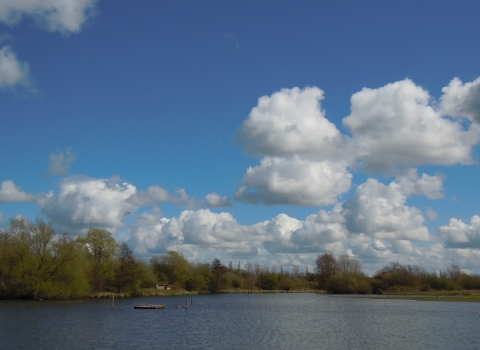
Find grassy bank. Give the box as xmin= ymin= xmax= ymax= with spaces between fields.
xmin=220 ymin=288 xmax=323 ymax=294
xmin=337 ymin=290 xmax=480 ymax=302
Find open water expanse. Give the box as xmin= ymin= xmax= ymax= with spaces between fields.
xmin=1 ymin=293 xmax=480 ymax=349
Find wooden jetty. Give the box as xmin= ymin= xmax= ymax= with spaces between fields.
xmin=134 ymin=304 xmax=166 ymax=309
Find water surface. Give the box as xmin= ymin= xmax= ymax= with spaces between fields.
xmin=1 ymin=293 xmax=479 ymax=349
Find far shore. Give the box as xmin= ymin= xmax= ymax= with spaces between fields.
xmin=89 ymin=288 xmax=324 ymax=299
xmin=86 ymin=289 xmax=480 ymax=302
xmin=332 ymin=290 xmax=480 ymax=302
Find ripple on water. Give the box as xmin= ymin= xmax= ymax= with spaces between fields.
xmin=1 ymin=295 xmax=480 ymax=349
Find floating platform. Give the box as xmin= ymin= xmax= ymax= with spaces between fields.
xmin=134 ymin=304 xmax=166 ymax=309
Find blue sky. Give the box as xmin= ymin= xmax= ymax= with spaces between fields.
xmin=1 ymin=0 xmax=480 ymax=274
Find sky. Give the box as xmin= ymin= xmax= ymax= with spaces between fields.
xmin=1 ymin=0 xmax=480 ymax=275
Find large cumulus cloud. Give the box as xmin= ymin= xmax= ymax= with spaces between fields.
xmin=343 ymin=79 xmax=480 ymax=172
xmin=341 ymin=178 xmax=431 ymax=241
xmin=236 ymin=78 xmax=479 ymax=206
xmin=38 ymin=176 xmax=138 ymax=233
xmin=237 ymin=86 xmax=349 ymax=161
xmin=124 ymin=175 xmax=459 ymax=274
xmin=129 ymin=208 xmax=263 ymax=260
xmin=235 ymin=157 xmax=352 ymax=206
xmin=236 ymin=87 xmax=353 ymax=206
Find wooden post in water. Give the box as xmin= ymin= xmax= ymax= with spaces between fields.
xmin=112 ymin=294 xmax=114 ymax=309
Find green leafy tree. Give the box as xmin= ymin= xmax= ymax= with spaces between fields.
xmin=0 ymin=218 xmax=89 ymax=299
xmin=150 ymin=251 xmax=191 ymax=288
xmin=258 ymin=273 xmax=279 ymax=290
xmin=78 ymin=228 xmax=117 ymax=292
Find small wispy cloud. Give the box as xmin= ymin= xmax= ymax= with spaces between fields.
xmin=224 ymin=34 xmax=239 ymax=54
xmin=205 ymin=192 xmax=234 ymax=208
xmin=0 ymin=0 xmax=99 ymax=35
xmin=427 ymin=207 xmax=439 ymax=220
xmin=0 ymin=45 xmax=35 ymax=91
xmin=46 ymin=147 xmax=76 ymax=176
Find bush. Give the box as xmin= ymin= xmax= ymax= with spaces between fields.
xmin=258 ymin=273 xmax=279 ymax=290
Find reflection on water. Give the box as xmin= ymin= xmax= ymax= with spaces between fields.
xmin=1 ymin=294 xmax=480 ymax=349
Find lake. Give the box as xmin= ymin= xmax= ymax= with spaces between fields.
xmin=1 ymin=293 xmax=480 ymax=349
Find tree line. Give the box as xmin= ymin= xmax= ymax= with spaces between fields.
xmin=2 ymin=217 xmax=479 ymax=299
xmin=314 ymin=252 xmax=480 ymax=294
xmin=0 ymin=217 xmax=316 ymax=299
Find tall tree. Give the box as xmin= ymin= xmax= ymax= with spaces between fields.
xmin=315 ymin=253 xmax=338 ymax=289
xmin=78 ymin=228 xmax=117 ymax=292
xmin=210 ymin=258 xmax=226 ymax=293
xmin=114 ymin=242 xmax=138 ymax=293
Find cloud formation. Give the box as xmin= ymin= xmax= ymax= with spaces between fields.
xmin=126 ymin=176 xmax=443 ymax=272
xmin=440 ymin=215 xmax=480 ymax=249
xmin=0 ymin=46 xmax=33 ymax=90
xmin=0 ymin=0 xmax=98 ymax=34
xmin=236 ymin=79 xmax=480 ymax=206
xmin=238 ymin=86 xmax=348 ymax=161
xmin=341 ymin=178 xmax=431 ymax=242
xmin=0 ymin=180 xmax=34 ymax=202
xmin=235 ymin=157 xmax=352 ymax=206
xmin=46 ymin=148 xmax=76 ymax=176
xmin=205 ymin=192 xmax=233 ymax=207
xmin=38 ymin=176 xmax=137 ymax=233
xmin=395 ymin=168 xmax=444 ymax=199
xmin=344 ymin=79 xmax=479 ymax=171
xmin=129 ymin=208 xmax=261 ymax=259
xmin=441 ymin=77 xmax=480 ymax=124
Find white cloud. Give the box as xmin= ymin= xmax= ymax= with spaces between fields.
xmin=395 ymin=168 xmax=444 ymax=199
xmin=341 ymin=178 xmax=431 ymax=241
xmin=1 ymin=175 xmax=211 ymax=236
xmin=258 ymin=178 xmax=431 ymax=256
xmin=235 ymin=79 xmax=480 ymax=208
xmin=440 ymin=215 xmax=480 ymax=249
xmin=237 ymin=86 xmax=349 ymax=161
xmin=235 ymin=156 xmax=352 ymax=206
xmin=46 ymin=147 xmax=76 ymax=176
xmin=205 ymin=192 xmax=233 ymax=207
xmin=0 ymin=0 xmax=98 ymax=34
xmin=38 ymin=176 xmax=138 ymax=233
xmin=128 ymin=208 xmax=263 ymax=259
xmin=441 ymin=77 xmax=480 ymax=124
xmin=127 ymin=185 xmax=172 ymax=207
xmin=0 ymin=180 xmax=34 ymax=202
xmin=343 ymin=79 xmax=480 ymax=172
xmin=0 ymin=46 xmax=33 ymax=90
xmin=278 ymin=211 xmax=348 ymax=253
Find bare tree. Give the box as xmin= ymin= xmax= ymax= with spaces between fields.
xmin=315 ymin=253 xmax=338 ymax=289
xmin=337 ymin=254 xmax=362 ymax=274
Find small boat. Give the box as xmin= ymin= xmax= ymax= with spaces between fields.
xmin=134 ymin=304 xmax=166 ymax=309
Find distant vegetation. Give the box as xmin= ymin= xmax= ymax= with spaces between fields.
xmin=315 ymin=252 xmax=480 ymax=294
xmin=1 ymin=217 xmax=480 ymax=299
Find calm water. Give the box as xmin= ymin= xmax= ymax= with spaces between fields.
xmin=1 ymin=293 xmax=480 ymax=349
